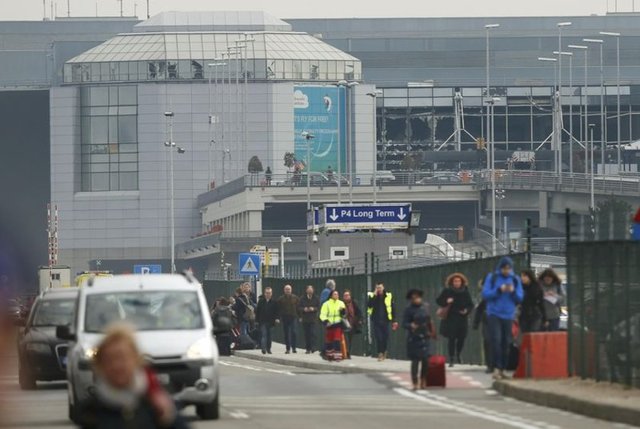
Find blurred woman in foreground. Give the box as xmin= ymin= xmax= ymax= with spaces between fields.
xmin=80 ymin=324 xmax=188 ymax=429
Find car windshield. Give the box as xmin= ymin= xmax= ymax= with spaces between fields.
xmin=32 ymin=299 xmax=76 ymax=327
xmin=84 ymin=291 xmax=204 ymax=333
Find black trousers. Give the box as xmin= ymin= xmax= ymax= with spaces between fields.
xmin=302 ymin=322 xmax=316 ymax=352
xmin=410 ymin=358 xmax=429 ymax=384
xmin=447 ymin=335 xmax=466 ymax=359
xmin=373 ymin=322 xmax=389 ymax=354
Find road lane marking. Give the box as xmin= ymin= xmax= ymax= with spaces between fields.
xmin=229 ymin=410 xmax=250 ymax=419
xmin=219 ymin=360 xmax=295 ymax=376
xmin=394 ymin=388 xmax=549 ymax=429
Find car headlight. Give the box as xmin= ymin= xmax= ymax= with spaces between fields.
xmin=25 ymin=343 xmax=51 ymax=354
xmin=84 ymin=347 xmax=97 ymax=360
xmin=186 ymin=337 xmax=212 ymax=360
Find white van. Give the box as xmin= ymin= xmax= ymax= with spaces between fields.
xmin=57 ymin=274 xmax=220 ymax=422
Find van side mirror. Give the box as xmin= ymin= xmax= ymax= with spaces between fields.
xmin=56 ymin=325 xmax=76 ymax=342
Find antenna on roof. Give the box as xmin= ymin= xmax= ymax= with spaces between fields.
xmin=147 ymin=0 xmax=150 ymax=19
xmin=67 ymin=0 xmax=70 ymax=17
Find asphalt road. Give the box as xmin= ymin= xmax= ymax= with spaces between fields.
xmin=0 ymin=356 xmax=636 ymax=429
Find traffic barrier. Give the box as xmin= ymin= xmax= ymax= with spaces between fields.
xmin=514 ymin=332 xmax=568 ymax=379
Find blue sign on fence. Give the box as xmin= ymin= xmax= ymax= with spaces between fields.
xmin=239 ymin=253 xmax=261 ymax=276
xmin=133 ymin=264 xmax=162 ymax=275
xmin=323 ymin=204 xmax=411 ymax=230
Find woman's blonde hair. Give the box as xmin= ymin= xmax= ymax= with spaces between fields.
xmin=94 ymin=323 xmax=144 ymax=368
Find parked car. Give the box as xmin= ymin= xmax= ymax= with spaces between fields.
xmin=58 ymin=273 xmax=220 ymax=423
xmin=17 ymin=288 xmax=79 ymax=389
xmin=417 ymin=173 xmax=463 ymax=184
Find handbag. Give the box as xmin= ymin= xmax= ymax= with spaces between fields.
xmin=341 ymin=318 xmax=352 ymax=332
xmin=436 ymin=304 xmax=450 ymax=320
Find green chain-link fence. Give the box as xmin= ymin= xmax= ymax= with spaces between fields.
xmin=567 ymin=241 xmax=640 ymax=388
xmin=204 ymin=253 xmax=527 ymax=365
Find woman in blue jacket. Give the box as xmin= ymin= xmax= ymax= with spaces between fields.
xmin=482 ymin=256 xmax=524 ymax=380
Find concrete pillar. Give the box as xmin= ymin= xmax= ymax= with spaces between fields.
xmin=538 ymin=191 xmax=549 ymax=228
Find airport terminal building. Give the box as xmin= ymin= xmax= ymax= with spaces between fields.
xmin=2 ymin=10 xmax=640 ymax=279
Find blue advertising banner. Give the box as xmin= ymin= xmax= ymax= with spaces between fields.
xmin=294 ymin=85 xmax=346 ymax=173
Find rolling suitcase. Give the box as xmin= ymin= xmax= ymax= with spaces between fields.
xmin=427 ymin=355 xmax=446 ymax=387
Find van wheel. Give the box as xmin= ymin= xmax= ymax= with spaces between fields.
xmin=196 ymin=394 xmax=220 ymax=420
xmin=18 ymin=366 xmax=36 ymax=390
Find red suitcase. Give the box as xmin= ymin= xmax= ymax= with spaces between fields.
xmin=427 ymin=355 xmax=446 ymax=387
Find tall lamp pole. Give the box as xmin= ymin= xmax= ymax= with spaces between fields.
xmin=584 ymin=39 xmax=604 ymax=175
xmin=569 ymin=45 xmax=589 ymax=174
xmin=164 ymin=111 xmax=186 ymax=274
xmin=589 ymin=123 xmax=596 ymax=209
xmin=207 ymin=59 xmax=226 ymax=190
xmin=485 ymin=24 xmax=500 ymax=148
xmin=539 ymin=57 xmax=559 ymax=173
xmin=366 ymin=91 xmax=381 ymax=203
xmin=302 ymin=131 xmax=315 ymax=210
xmin=338 ymin=80 xmax=360 ymax=204
xmin=280 ymin=235 xmax=292 ymax=278
xmin=557 ymin=22 xmax=572 ymax=179
xmin=486 ymin=97 xmax=500 ymax=256
xmin=555 ymin=51 xmax=574 ymax=173
xmin=600 ymin=32 xmax=622 ymax=172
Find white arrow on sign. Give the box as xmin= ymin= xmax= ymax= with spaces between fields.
xmin=398 ymin=207 xmax=407 ymax=221
xmin=329 ymin=208 xmax=339 ymax=221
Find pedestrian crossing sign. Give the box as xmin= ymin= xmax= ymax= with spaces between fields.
xmin=239 ymin=253 xmax=261 ymax=276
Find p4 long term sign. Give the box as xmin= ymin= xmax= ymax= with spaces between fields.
xmin=322 ymin=204 xmax=411 ymax=231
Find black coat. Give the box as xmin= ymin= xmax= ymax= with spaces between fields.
xmin=436 ymin=287 xmax=474 ymax=339
xmin=233 ymin=294 xmax=255 ymax=321
xmin=298 ymin=294 xmax=320 ymax=324
xmin=402 ymin=303 xmax=432 ymax=360
xmin=79 ymin=397 xmax=189 ymax=429
xmin=256 ymin=297 xmax=278 ymax=326
xmin=520 ymin=281 xmax=547 ymax=331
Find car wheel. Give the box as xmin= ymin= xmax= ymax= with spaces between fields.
xmin=18 ymin=365 xmax=36 ymax=390
xmin=196 ymin=393 xmax=220 ymax=420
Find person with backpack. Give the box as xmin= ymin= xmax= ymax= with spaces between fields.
xmin=256 ymin=287 xmax=279 ymax=355
xmin=277 ymin=284 xmax=300 ymax=354
xmin=482 ymin=256 xmax=524 ymax=380
xmin=233 ymin=283 xmax=256 ymax=336
xmin=436 ymin=273 xmax=474 ymax=367
xmin=538 ymin=269 xmax=564 ymax=332
xmin=519 ymin=270 xmax=546 ymax=333
xmin=211 ymin=297 xmax=236 ymax=356
xmin=402 ymin=289 xmax=433 ymax=390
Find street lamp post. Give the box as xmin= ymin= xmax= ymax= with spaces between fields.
xmin=302 ymin=131 xmax=315 ymax=210
xmin=240 ymin=34 xmax=255 ymax=182
xmin=600 ymin=32 xmax=622 ymax=172
xmin=557 ymin=22 xmax=572 ymax=178
xmin=207 ymin=60 xmax=226 ymax=190
xmin=555 ymin=51 xmax=574 ymax=173
xmin=164 ymin=111 xmax=186 ymax=274
xmin=485 ymin=97 xmax=500 ymax=256
xmin=538 ymin=57 xmax=559 ymax=174
xmin=584 ymin=39 xmax=604 ymax=175
xmin=366 ymin=91 xmax=381 ymax=203
xmin=485 ymin=24 xmax=500 ymax=147
xmin=589 ymin=123 xmax=596 ymax=209
xmin=338 ymin=80 xmax=360 ymax=204
xmin=280 ymin=235 xmax=292 ymax=278
xmin=569 ymin=44 xmax=589 ymax=175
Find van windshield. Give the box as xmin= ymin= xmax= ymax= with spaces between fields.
xmin=84 ymin=291 xmax=203 ymax=333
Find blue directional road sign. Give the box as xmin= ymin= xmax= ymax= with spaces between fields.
xmin=239 ymin=253 xmax=261 ymax=276
xmin=323 ymin=204 xmax=412 ymax=230
xmin=133 ymin=264 xmax=162 ymax=275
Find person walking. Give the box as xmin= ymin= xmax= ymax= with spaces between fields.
xmin=320 ymin=279 xmax=336 ymax=306
xmin=402 ymin=289 xmax=432 ymax=390
xmin=211 ymin=297 xmax=236 ymax=356
xmin=436 ymin=273 xmax=474 ymax=367
xmin=342 ymin=289 xmax=363 ymax=359
xmin=519 ymin=270 xmax=546 ymax=333
xmin=277 ymin=284 xmax=300 ymax=354
xmin=367 ymin=282 xmax=398 ymax=361
xmin=232 ymin=283 xmax=256 ymax=336
xmin=78 ymin=324 xmax=189 ymax=429
xmin=319 ymin=289 xmax=346 ymax=361
xmin=538 ymin=269 xmax=564 ymax=332
xmin=256 ymin=287 xmax=279 ymax=355
xmin=482 ymin=256 xmax=524 ymax=380
xmin=298 ymin=285 xmax=320 ymax=354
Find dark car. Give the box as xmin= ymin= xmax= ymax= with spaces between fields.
xmin=17 ymin=288 xmax=79 ymax=390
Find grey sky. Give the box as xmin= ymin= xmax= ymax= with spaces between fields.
xmin=1 ymin=0 xmax=624 ymax=21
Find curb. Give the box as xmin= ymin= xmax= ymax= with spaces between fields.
xmin=493 ymin=380 xmax=640 ymax=427
xmin=233 ymin=351 xmax=399 ymax=374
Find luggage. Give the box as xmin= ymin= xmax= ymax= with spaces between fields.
xmin=249 ymin=327 xmax=261 ymax=344
xmin=236 ymin=333 xmax=257 ymax=350
xmin=426 ymin=354 xmax=446 ymax=387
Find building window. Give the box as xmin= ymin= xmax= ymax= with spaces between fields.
xmin=80 ymin=85 xmax=138 ymax=192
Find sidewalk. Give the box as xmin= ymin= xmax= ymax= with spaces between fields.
xmin=494 ymin=378 xmax=640 ymax=427
xmin=234 ymin=342 xmax=480 ymax=374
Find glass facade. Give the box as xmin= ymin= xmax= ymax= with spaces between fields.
xmin=377 ymin=85 xmax=640 ymax=172
xmin=80 ymin=85 xmax=138 ymax=192
xmin=64 ymin=32 xmax=361 ymax=84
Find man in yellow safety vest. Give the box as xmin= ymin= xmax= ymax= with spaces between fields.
xmin=367 ymin=282 xmax=398 ymax=361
